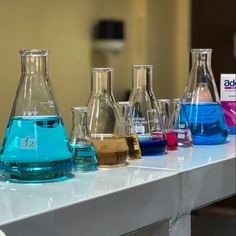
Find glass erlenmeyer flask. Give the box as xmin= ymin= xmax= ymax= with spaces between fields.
xmin=172 ymin=98 xmax=192 ymax=147
xmin=70 ymin=107 xmax=97 ymax=171
xmin=0 ymin=49 xmax=73 ymax=182
xmin=184 ymin=49 xmax=228 ymax=144
xmin=87 ymin=68 xmax=128 ymax=167
xmin=117 ymin=101 xmax=141 ymax=160
xmin=157 ymin=99 xmax=178 ymax=150
xmin=129 ymin=65 xmax=167 ymax=155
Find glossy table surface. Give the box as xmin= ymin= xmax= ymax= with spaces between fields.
xmin=0 ymin=136 xmax=235 ymax=236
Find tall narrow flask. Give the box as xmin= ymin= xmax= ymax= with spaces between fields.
xmin=0 ymin=49 xmax=73 ymax=182
xmin=117 ymin=101 xmax=141 ymax=160
xmin=157 ymin=99 xmax=178 ymax=150
xmin=129 ymin=65 xmax=167 ymax=155
xmin=184 ymin=49 xmax=228 ymax=144
xmin=87 ymin=68 xmax=129 ymax=167
xmin=70 ymin=107 xmax=97 ymax=171
xmin=172 ymin=98 xmax=192 ymax=147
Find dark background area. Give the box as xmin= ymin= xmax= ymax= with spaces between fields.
xmin=191 ymin=0 xmax=236 ymax=94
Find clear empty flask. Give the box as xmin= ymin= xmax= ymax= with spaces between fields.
xmin=117 ymin=101 xmax=141 ymax=160
xmin=184 ymin=49 xmax=228 ymax=144
xmin=157 ymin=99 xmax=178 ymax=150
xmin=129 ymin=65 xmax=167 ymax=155
xmin=87 ymin=68 xmax=129 ymax=167
xmin=172 ymin=98 xmax=192 ymax=147
xmin=70 ymin=107 xmax=97 ymax=171
xmin=0 ymin=49 xmax=73 ymax=182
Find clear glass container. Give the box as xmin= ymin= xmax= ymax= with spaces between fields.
xmin=87 ymin=68 xmax=128 ymax=167
xmin=117 ymin=101 xmax=141 ymax=160
xmin=0 ymin=49 xmax=73 ymax=182
xmin=129 ymin=65 xmax=167 ymax=155
xmin=172 ymin=98 xmax=192 ymax=147
xmin=184 ymin=49 xmax=228 ymax=144
xmin=157 ymin=99 xmax=178 ymax=150
xmin=70 ymin=107 xmax=97 ymax=171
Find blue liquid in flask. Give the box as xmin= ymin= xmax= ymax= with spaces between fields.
xmin=71 ymin=144 xmax=97 ymax=171
xmin=139 ymin=134 xmax=167 ymax=155
xmin=185 ymin=103 xmax=228 ymax=145
xmin=0 ymin=116 xmax=73 ymax=182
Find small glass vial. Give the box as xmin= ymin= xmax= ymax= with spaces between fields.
xmin=157 ymin=99 xmax=178 ymax=150
xmin=117 ymin=101 xmax=141 ymax=160
xmin=70 ymin=107 xmax=97 ymax=171
xmin=172 ymin=98 xmax=193 ymax=147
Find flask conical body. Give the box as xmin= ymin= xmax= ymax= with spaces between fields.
xmin=70 ymin=107 xmax=97 ymax=171
xmin=0 ymin=49 xmax=73 ymax=182
xmin=117 ymin=101 xmax=141 ymax=160
xmin=129 ymin=65 xmax=167 ymax=155
xmin=87 ymin=68 xmax=128 ymax=167
xmin=183 ymin=49 xmax=228 ymax=144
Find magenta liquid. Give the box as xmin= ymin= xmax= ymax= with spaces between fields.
xmin=166 ymin=130 xmax=178 ymax=150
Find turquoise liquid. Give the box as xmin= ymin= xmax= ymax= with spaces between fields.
xmin=185 ymin=103 xmax=228 ymax=144
xmin=0 ymin=116 xmax=73 ymax=182
xmin=71 ymin=144 xmax=97 ymax=171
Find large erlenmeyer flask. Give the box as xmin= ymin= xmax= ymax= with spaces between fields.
xmin=87 ymin=68 xmax=128 ymax=167
xmin=183 ymin=49 xmax=228 ymax=144
xmin=0 ymin=49 xmax=73 ymax=182
xmin=129 ymin=65 xmax=167 ymax=155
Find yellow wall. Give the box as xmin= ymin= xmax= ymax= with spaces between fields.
xmin=0 ymin=0 xmax=190 ymax=141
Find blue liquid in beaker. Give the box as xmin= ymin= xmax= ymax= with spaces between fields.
xmin=71 ymin=144 xmax=97 ymax=171
xmin=139 ymin=135 xmax=167 ymax=155
xmin=0 ymin=116 xmax=73 ymax=182
xmin=185 ymin=103 xmax=228 ymax=144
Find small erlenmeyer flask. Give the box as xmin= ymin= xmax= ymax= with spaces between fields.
xmin=87 ymin=68 xmax=128 ymax=167
xmin=184 ymin=49 xmax=228 ymax=144
xmin=172 ymin=98 xmax=192 ymax=147
xmin=70 ymin=107 xmax=97 ymax=172
xmin=129 ymin=65 xmax=167 ymax=155
xmin=117 ymin=101 xmax=141 ymax=160
xmin=0 ymin=49 xmax=73 ymax=182
xmin=157 ymin=99 xmax=178 ymax=150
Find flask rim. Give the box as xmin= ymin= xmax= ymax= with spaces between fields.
xmin=72 ymin=106 xmax=88 ymax=112
xmin=157 ymin=99 xmax=171 ymax=104
xmin=132 ymin=65 xmax=153 ymax=69
xmin=20 ymin=49 xmax=48 ymax=57
xmin=191 ymin=49 xmax=212 ymax=54
xmin=92 ymin=68 xmax=112 ymax=72
xmin=117 ymin=101 xmax=133 ymax=106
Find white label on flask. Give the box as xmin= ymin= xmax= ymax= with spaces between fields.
xmin=20 ymin=138 xmax=37 ymax=150
xmin=135 ymin=125 xmax=145 ymax=134
xmin=177 ymin=133 xmax=185 ymax=139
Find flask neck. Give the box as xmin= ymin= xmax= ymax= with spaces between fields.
xmin=132 ymin=66 xmax=153 ymax=91
xmin=191 ymin=49 xmax=212 ymax=82
xmin=91 ymin=69 xmax=112 ymax=95
xmin=71 ymin=108 xmax=91 ymax=143
xmin=21 ymin=55 xmax=47 ymax=74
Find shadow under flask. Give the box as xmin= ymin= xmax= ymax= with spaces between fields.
xmin=70 ymin=107 xmax=97 ymax=172
xmin=129 ymin=65 xmax=167 ymax=155
xmin=117 ymin=101 xmax=141 ymax=160
xmin=0 ymin=49 xmax=73 ymax=182
xmin=157 ymin=99 xmax=178 ymax=150
xmin=172 ymin=98 xmax=192 ymax=147
xmin=183 ymin=49 xmax=228 ymax=145
xmin=87 ymin=68 xmax=129 ymax=167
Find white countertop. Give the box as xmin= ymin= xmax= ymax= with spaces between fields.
xmin=0 ymin=136 xmax=235 ymax=236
